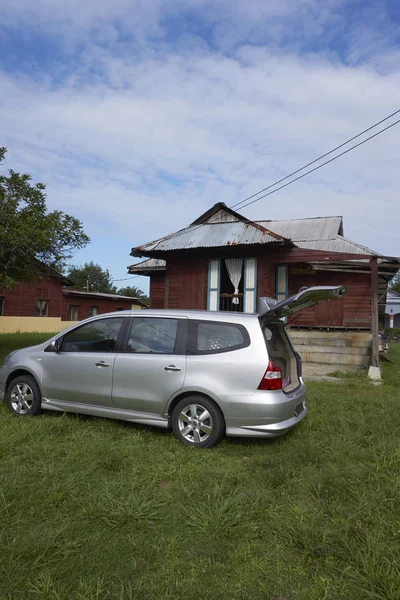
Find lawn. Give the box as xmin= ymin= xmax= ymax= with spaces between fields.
xmin=1 ymin=333 xmax=400 ymax=600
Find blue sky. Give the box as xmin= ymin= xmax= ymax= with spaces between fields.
xmin=1 ymin=0 xmax=400 ymax=294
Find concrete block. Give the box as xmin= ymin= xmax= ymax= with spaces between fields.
xmin=368 ymin=366 xmax=381 ymax=381
xmin=298 ymin=344 xmax=370 ymax=356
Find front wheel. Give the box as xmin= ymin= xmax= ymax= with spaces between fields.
xmin=171 ymin=396 xmax=225 ymax=449
xmin=5 ymin=375 xmax=42 ymax=416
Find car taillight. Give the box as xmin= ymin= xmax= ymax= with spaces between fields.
xmin=258 ymin=360 xmax=282 ymax=390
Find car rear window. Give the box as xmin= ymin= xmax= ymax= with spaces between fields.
xmin=187 ymin=320 xmax=250 ymax=355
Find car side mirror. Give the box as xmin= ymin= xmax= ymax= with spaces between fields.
xmin=50 ymin=339 xmax=61 ymax=353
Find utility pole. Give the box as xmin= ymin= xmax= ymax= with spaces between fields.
xmin=368 ymin=256 xmax=381 ymax=380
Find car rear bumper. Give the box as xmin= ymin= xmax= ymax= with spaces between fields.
xmin=224 ymin=384 xmax=307 ymax=437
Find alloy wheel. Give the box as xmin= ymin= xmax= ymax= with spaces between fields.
xmin=177 ymin=403 xmax=213 ymax=444
xmin=10 ymin=382 xmax=34 ymax=415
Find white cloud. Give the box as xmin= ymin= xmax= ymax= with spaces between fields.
xmin=1 ymin=0 xmax=399 ymax=283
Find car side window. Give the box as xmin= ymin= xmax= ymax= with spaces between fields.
xmin=187 ymin=320 xmax=250 ymax=355
xmin=127 ymin=318 xmax=178 ymax=354
xmin=61 ymin=318 xmax=124 ymax=353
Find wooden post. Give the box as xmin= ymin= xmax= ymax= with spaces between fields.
xmin=370 ymin=256 xmax=379 ymax=368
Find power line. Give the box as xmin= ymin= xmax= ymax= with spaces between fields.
xmin=129 ymin=108 xmax=400 ymax=259
xmin=230 ymin=108 xmax=400 ymax=211
xmin=234 ymin=117 xmax=400 ymax=212
xmin=111 ymin=275 xmax=143 ymax=282
xmin=111 ymin=258 xmax=155 ymax=282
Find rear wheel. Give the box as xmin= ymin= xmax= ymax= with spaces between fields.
xmin=171 ymin=396 xmax=225 ymax=449
xmin=5 ymin=375 xmax=42 ymax=417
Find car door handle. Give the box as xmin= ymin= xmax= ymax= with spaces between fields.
xmin=95 ymin=361 xmax=110 ymax=368
xmin=164 ymin=365 xmax=181 ymax=372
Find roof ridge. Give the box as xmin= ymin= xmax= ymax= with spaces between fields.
xmin=256 ymin=215 xmax=343 ymax=223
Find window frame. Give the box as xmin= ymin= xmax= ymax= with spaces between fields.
xmin=67 ymin=305 xmax=79 ymax=321
xmin=35 ymin=299 xmax=49 ymax=317
xmin=0 ymin=297 xmax=4 ymax=316
xmin=121 ymin=316 xmax=187 ymax=355
xmin=186 ymin=319 xmax=250 ymax=355
xmin=56 ymin=316 xmax=129 ymax=353
xmin=88 ymin=306 xmax=98 ymax=317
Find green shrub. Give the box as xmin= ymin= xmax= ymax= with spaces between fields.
xmin=384 ymin=327 xmax=400 ymax=339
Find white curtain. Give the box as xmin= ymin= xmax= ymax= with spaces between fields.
xmin=225 ymin=258 xmax=243 ymax=304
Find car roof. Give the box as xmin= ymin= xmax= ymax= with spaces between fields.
xmin=99 ymin=309 xmax=259 ymax=321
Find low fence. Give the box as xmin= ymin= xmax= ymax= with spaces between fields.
xmin=0 ymin=317 xmax=79 ymax=334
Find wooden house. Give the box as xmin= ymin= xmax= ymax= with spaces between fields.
xmin=128 ymin=203 xmax=399 ymax=373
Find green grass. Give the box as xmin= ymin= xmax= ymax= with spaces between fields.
xmin=1 ymin=335 xmax=400 ymax=599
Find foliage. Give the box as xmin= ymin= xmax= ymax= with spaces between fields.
xmin=0 ymin=147 xmax=89 ymax=287
xmin=389 ymin=270 xmax=400 ymax=293
xmin=384 ymin=327 xmax=400 ymax=340
xmin=117 ymin=285 xmax=149 ymax=304
xmin=1 ymin=334 xmax=400 ymax=599
xmin=67 ymin=262 xmax=117 ymax=294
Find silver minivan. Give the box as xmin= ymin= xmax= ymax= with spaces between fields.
xmin=0 ymin=286 xmax=345 ymax=448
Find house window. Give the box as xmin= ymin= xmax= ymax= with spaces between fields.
xmin=68 ymin=305 xmax=79 ymax=321
xmin=208 ymin=258 xmax=257 ymax=313
xmin=89 ymin=306 xmax=98 ymax=317
xmin=35 ymin=299 xmax=48 ymax=317
xmin=275 ymin=265 xmax=289 ymax=302
xmin=0 ymin=297 xmax=4 ymax=316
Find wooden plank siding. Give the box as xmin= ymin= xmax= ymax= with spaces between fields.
xmin=148 ymin=247 xmax=375 ymax=329
xmin=257 ymin=260 xmax=275 ymax=298
xmin=0 ymin=277 xmax=135 ymax=322
xmin=60 ymin=297 xmax=133 ymax=321
xmin=0 ymin=275 xmax=64 ymax=318
xmin=166 ymin=257 xmax=208 ymax=310
xmin=149 ymin=272 xmax=166 ymax=309
xmin=286 ymin=269 xmax=371 ymax=328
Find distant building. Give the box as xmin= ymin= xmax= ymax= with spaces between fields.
xmin=385 ymin=289 xmax=400 ymax=328
xmin=0 ymin=269 xmax=145 ymax=333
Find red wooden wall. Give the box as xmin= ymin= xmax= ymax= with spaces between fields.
xmin=165 ymin=257 xmax=208 ymax=310
xmin=0 ymin=277 xmax=135 ymax=321
xmin=149 ymin=272 xmax=166 ymax=309
xmin=0 ymin=276 xmax=64 ymax=317
xmin=147 ymin=250 xmax=373 ymax=329
xmin=61 ymin=296 xmax=133 ymax=321
xmin=287 ymin=269 xmax=371 ymax=328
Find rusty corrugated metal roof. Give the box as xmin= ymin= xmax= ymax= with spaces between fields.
xmin=295 ymin=236 xmax=381 ymax=256
xmin=256 ymin=216 xmax=343 ymax=242
xmin=135 ymin=222 xmax=287 ymax=255
xmin=128 ymin=258 xmax=166 ymax=273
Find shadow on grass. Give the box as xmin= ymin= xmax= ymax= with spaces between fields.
xmin=35 ymin=407 xmax=300 ymax=449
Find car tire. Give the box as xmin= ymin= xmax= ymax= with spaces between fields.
xmin=171 ymin=396 xmax=225 ymax=449
xmin=5 ymin=374 xmax=42 ymax=417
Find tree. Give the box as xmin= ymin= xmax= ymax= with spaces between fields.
xmin=390 ymin=271 xmax=400 ymax=294
xmin=68 ymin=262 xmax=117 ymax=293
xmin=118 ymin=285 xmax=149 ymax=304
xmin=0 ymin=147 xmax=90 ymax=287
